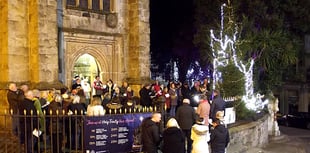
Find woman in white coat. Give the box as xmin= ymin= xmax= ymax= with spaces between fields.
xmin=191 ymin=117 xmax=210 ymax=153
xmin=87 ymin=97 xmax=105 ymax=116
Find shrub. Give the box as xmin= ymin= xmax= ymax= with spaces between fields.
xmin=234 ymin=100 xmax=256 ymax=120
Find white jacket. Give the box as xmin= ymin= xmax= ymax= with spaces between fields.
xmin=87 ymin=105 xmax=105 ymax=116
xmin=191 ymin=123 xmax=210 ymax=153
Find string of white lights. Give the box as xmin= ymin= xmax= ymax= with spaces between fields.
xmin=210 ymin=3 xmax=266 ymax=111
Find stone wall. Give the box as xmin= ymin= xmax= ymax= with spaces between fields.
xmin=38 ymin=0 xmax=58 ymax=83
xmin=227 ymin=115 xmax=269 ymax=153
xmin=0 ymin=0 xmax=151 ymax=108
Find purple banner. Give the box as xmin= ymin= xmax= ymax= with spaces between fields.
xmin=84 ymin=113 xmax=152 ymax=153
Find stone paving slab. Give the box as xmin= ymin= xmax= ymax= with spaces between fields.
xmin=246 ymin=135 xmax=307 ymax=153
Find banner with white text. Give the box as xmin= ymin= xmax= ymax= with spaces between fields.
xmin=84 ymin=113 xmax=152 ymax=153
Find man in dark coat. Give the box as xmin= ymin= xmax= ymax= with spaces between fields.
xmin=68 ymin=96 xmax=86 ymax=149
xmin=48 ymin=94 xmax=64 ymax=153
xmin=210 ymin=90 xmax=226 ymax=121
xmin=7 ymin=83 xmax=24 ymax=136
xmin=18 ymin=90 xmax=38 ymax=153
xmin=175 ymin=98 xmax=197 ymax=153
xmin=210 ymin=118 xmax=230 ymax=153
xmin=139 ymin=83 xmax=152 ymax=107
xmin=141 ymin=112 xmax=161 ymax=153
xmin=181 ymin=82 xmax=191 ymax=100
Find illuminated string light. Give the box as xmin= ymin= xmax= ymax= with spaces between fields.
xmin=210 ymin=3 xmax=264 ymax=111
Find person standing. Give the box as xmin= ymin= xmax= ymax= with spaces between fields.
xmin=68 ymin=96 xmax=86 ymax=149
xmin=81 ymin=79 xmax=91 ymax=105
xmin=7 ymin=83 xmax=24 ymax=137
xmin=162 ymin=87 xmax=171 ymax=113
xmin=93 ymin=76 xmax=104 ymax=98
xmin=196 ymin=95 xmax=211 ymax=126
xmin=71 ymin=78 xmax=82 ymax=90
xmin=87 ymin=97 xmax=106 ymax=116
xmin=202 ymin=78 xmax=210 ymax=93
xmin=33 ymin=89 xmax=45 ymax=133
xmin=119 ymin=81 xmax=129 ymax=95
xmin=141 ymin=112 xmax=162 ymax=153
xmin=169 ymin=83 xmax=178 ymax=116
xmin=210 ymin=116 xmax=230 ymax=153
xmin=48 ymin=94 xmax=64 ymax=153
xmin=18 ymin=90 xmax=38 ymax=153
xmin=191 ymin=117 xmax=210 ymax=153
xmin=105 ymin=79 xmax=115 ymax=100
xmin=210 ymin=90 xmax=226 ymax=121
xmin=162 ymin=118 xmax=185 ymax=153
xmin=176 ymin=98 xmax=197 ymax=153
xmin=153 ymin=80 xmax=162 ymax=98
xmin=139 ymin=83 xmax=152 ymax=107
xmin=181 ymin=82 xmax=191 ymax=100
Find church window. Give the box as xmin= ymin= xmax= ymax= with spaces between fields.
xmin=66 ymin=0 xmax=76 ymax=6
xmin=79 ymin=0 xmax=88 ymax=9
xmin=103 ymin=0 xmax=110 ymax=12
xmin=66 ymin=0 xmax=114 ymax=13
xmin=92 ymin=0 xmax=100 ymax=11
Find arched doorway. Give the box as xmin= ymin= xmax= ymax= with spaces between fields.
xmin=72 ymin=54 xmax=101 ymax=85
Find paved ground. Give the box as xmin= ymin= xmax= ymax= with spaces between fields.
xmin=247 ymin=126 xmax=310 ymax=153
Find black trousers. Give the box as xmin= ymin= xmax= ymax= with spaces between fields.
xmin=182 ymin=129 xmax=192 ymax=153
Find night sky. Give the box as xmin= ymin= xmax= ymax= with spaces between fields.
xmin=150 ymin=0 xmax=195 ymax=66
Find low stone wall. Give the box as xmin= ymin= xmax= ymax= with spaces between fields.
xmin=227 ymin=115 xmax=269 ymax=153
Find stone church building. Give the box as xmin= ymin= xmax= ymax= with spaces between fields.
xmin=0 ymin=0 xmax=150 ymax=110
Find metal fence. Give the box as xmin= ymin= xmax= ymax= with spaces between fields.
xmin=0 ymin=107 xmax=163 ymax=153
xmin=1 ymin=111 xmax=87 ymax=153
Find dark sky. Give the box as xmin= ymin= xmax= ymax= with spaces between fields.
xmin=150 ymin=0 xmax=195 ymax=64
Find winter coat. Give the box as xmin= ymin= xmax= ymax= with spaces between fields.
xmin=7 ymin=89 xmax=24 ymax=114
xmin=191 ymin=123 xmax=210 ymax=153
xmin=162 ymin=127 xmax=185 ymax=153
xmin=68 ymin=102 xmax=86 ymax=129
xmin=210 ymin=96 xmax=226 ymax=120
xmin=196 ymin=100 xmax=210 ymax=125
xmin=141 ymin=117 xmax=161 ymax=153
xmin=210 ymin=124 xmax=230 ymax=153
xmin=18 ymin=98 xmax=38 ymax=144
xmin=169 ymin=88 xmax=178 ymax=106
xmin=48 ymin=101 xmax=63 ymax=134
xmin=139 ymin=87 xmax=152 ymax=107
xmin=181 ymin=86 xmax=191 ymax=100
xmin=176 ymin=103 xmax=197 ymax=130
xmin=87 ymin=105 xmax=105 ymax=116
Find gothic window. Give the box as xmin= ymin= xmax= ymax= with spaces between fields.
xmin=103 ymin=0 xmax=110 ymax=12
xmin=66 ymin=0 xmax=76 ymax=6
xmin=79 ymin=0 xmax=88 ymax=9
xmin=66 ymin=0 xmax=114 ymax=13
xmin=92 ymin=0 xmax=100 ymax=11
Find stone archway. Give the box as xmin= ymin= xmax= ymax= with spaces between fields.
xmin=66 ymin=45 xmax=110 ymax=88
xmin=72 ymin=54 xmax=100 ymax=83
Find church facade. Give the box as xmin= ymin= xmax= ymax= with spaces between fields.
xmin=0 ymin=0 xmax=150 ymax=109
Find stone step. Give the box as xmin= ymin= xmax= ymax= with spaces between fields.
xmin=268 ymin=134 xmax=289 ymax=143
xmin=227 ymin=143 xmax=249 ymax=153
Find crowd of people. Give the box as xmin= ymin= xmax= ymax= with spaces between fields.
xmin=138 ymin=78 xmax=230 ymax=153
xmin=141 ymin=110 xmax=230 ymax=153
xmin=7 ymin=82 xmax=106 ymax=153
xmin=6 ymin=76 xmax=230 ymax=153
